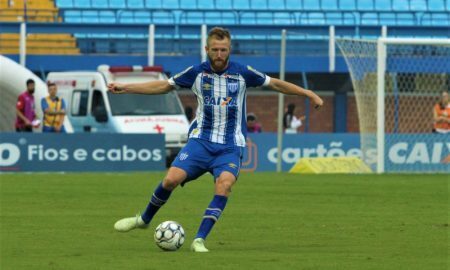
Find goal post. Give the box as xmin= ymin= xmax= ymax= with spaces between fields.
xmin=337 ymin=37 xmax=450 ymax=173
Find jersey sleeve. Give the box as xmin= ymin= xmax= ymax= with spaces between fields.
xmin=41 ymin=98 xmax=48 ymax=112
xmin=240 ymin=65 xmax=271 ymax=88
xmin=168 ymin=66 xmax=198 ymax=89
xmin=16 ymin=95 xmax=24 ymax=110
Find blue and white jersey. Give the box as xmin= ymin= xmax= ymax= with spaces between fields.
xmin=168 ymin=61 xmax=270 ymax=147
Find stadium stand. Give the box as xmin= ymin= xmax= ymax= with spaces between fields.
xmin=0 ymin=0 xmax=448 ymax=56
xmin=0 ymin=33 xmax=80 ymax=54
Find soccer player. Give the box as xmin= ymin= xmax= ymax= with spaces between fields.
xmin=109 ymin=27 xmax=323 ymax=252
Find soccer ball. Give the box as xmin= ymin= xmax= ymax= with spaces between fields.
xmin=154 ymin=221 xmax=185 ymax=251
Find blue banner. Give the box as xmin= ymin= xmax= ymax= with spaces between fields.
xmin=0 ymin=133 xmax=165 ymax=172
xmin=242 ymin=133 xmax=449 ymax=173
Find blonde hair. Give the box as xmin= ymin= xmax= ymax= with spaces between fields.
xmin=207 ymin=27 xmax=231 ymax=46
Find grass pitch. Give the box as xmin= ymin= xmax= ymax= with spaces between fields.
xmin=1 ymin=172 xmax=448 ymax=270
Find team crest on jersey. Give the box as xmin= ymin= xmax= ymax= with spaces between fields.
xmin=179 ymin=152 xmax=189 ymax=161
xmin=174 ymin=66 xmax=193 ymax=79
xmin=247 ymin=65 xmax=265 ymax=78
xmin=228 ymin=163 xmax=238 ymax=169
xmin=203 ymin=83 xmax=212 ymax=91
xmin=227 ymin=82 xmax=238 ymax=93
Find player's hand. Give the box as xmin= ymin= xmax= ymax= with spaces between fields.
xmin=108 ymin=82 xmax=127 ymax=94
xmin=312 ymin=96 xmax=324 ymax=110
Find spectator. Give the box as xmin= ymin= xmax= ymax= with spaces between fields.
xmin=247 ymin=113 xmax=262 ymax=133
xmin=15 ymin=79 xmax=39 ymax=132
xmin=41 ymin=82 xmax=66 ymax=133
xmin=283 ymin=103 xmax=305 ymax=133
xmin=433 ymin=90 xmax=449 ymax=133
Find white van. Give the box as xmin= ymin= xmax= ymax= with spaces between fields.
xmin=46 ymin=65 xmax=189 ymax=163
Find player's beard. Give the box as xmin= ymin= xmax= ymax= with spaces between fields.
xmin=208 ymin=55 xmax=229 ymax=72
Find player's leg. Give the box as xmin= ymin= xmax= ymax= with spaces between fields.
xmin=114 ymin=167 xmax=187 ymax=232
xmin=191 ymin=172 xmax=236 ymax=252
xmin=140 ymin=167 xmax=186 ymax=224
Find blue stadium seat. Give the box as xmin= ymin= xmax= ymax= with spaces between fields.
xmin=56 ymin=0 xmax=73 ymax=8
xmin=82 ymin=11 xmax=99 ymax=23
xmin=392 ymin=0 xmax=409 ymax=11
xmin=374 ymin=0 xmax=391 ymax=11
xmin=180 ymin=0 xmax=197 ymax=9
xmin=379 ymin=12 xmax=396 ymax=25
xmin=251 ymin=0 xmax=268 ymax=10
xmin=91 ymin=0 xmax=109 ymax=8
xmin=428 ymin=0 xmax=445 ymax=11
xmin=321 ymin=0 xmax=339 ymax=10
xmin=447 ymin=0 xmax=450 ymax=11
xmin=240 ymin=12 xmax=256 ymax=24
xmin=286 ymin=0 xmax=301 ymax=10
xmin=338 ymin=0 xmax=356 ymax=10
xmin=99 ymin=11 xmax=116 ymax=23
xmin=162 ymin=0 xmax=180 ymax=9
xmin=128 ymin=0 xmax=145 ymax=8
xmin=182 ymin=11 xmax=204 ymax=24
xmin=267 ymin=0 xmax=285 ymax=10
xmin=218 ymin=0 xmax=233 ymax=9
xmin=134 ymin=11 xmax=151 ymax=23
xmin=409 ymin=0 xmax=427 ymax=11
xmin=256 ymin=12 xmax=275 ymax=24
xmin=303 ymin=0 xmax=321 ymax=10
xmin=325 ymin=12 xmax=353 ymax=25
xmin=431 ymin=13 xmax=450 ymax=26
xmin=64 ymin=10 xmax=82 ymax=23
xmin=273 ymin=12 xmax=294 ymax=24
xmin=361 ymin=12 xmax=378 ymax=24
xmin=204 ymin=11 xmax=237 ymax=24
xmin=300 ymin=12 xmax=326 ymax=24
xmin=357 ymin=0 xmax=374 ymax=10
xmin=118 ymin=11 xmax=135 ymax=23
xmin=74 ymin=0 xmax=91 ymax=8
xmin=110 ymin=0 xmax=127 ymax=8
xmin=234 ymin=0 xmax=250 ymax=10
xmin=396 ymin=13 xmax=415 ymax=25
xmin=324 ymin=12 xmax=342 ymax=24
xmin=198 ymin=0 xmax=215 ymax=9
xmin=153 ymin=11 xmax=175 ymax=24
xmin=421 ymin=13 xmax=449 ymax=26
xmin=145 ymin=0 xmax=162 ymax=9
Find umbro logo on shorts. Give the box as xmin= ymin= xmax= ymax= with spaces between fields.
xmin=179 ymin=152 xmax=189 ymax=161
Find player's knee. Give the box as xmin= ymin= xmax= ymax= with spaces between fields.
xmin=162 ymin=176 xmax=180 ymax=191
xmin=215 ymin=177 xmax=235 ymax=196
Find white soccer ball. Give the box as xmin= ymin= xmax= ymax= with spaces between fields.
xmin=154 ymin=221 xmax=185 ymax=251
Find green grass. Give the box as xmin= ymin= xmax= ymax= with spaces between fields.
xmin=0 ymin=173 xmax=448 ymax=270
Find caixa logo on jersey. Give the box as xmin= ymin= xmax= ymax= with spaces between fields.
xmin=204 ymin=96 xmax=237 ymax=107
xmin=0 ymin=134 xmax=166 ymax=172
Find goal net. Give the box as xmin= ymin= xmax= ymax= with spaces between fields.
xmin=337 ymin=38 xmax=450 ymax=173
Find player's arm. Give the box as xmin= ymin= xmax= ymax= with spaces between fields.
xmin=108 ymin=80 xmax=175 ymax=95
xmin=268 ymin=78 xmax=324 ymax=108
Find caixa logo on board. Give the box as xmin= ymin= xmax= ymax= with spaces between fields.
xmin=0 ymin=143 xmax=21 ymax=166
xmin=388 ymin=142 xmax=450 ymax=164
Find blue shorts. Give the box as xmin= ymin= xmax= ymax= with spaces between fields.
xmin=171 ymin=138 xmax=244 ymax=184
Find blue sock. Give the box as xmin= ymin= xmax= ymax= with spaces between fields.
xmin=141 ymin=182 xmax=172 ymax=224
xmin=195 ymin=195 xmax=228 ymax=240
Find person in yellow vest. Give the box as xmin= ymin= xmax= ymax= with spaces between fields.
xmin=433 ymin=90 xmax=450 ymax=134
xmin=41 ymin=83 xmax=66 ymax=133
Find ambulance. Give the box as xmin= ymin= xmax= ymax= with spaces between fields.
xmin=46 ymin=65 xmax=190 ymax=163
